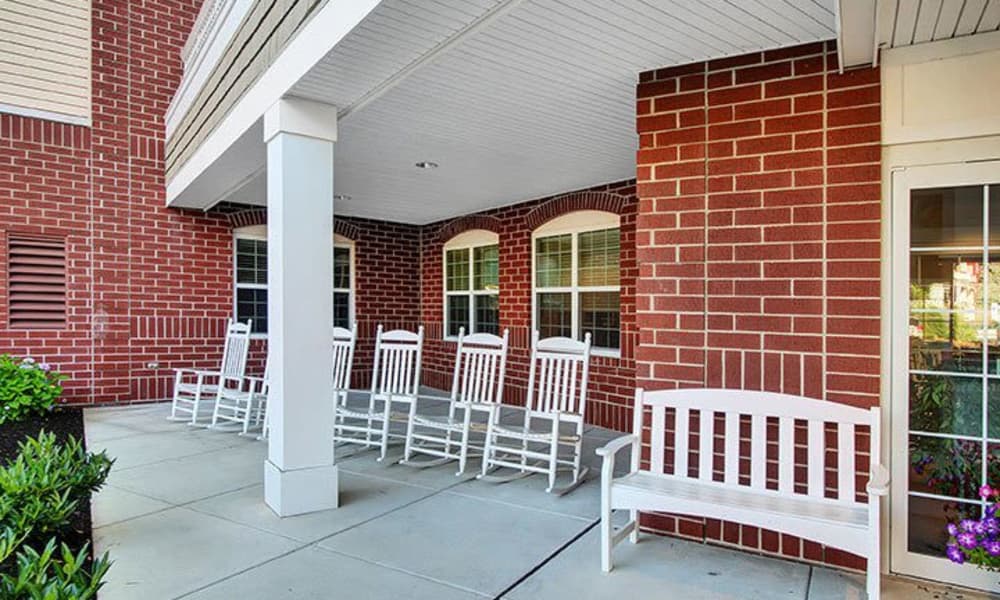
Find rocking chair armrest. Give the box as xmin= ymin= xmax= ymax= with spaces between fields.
xmin=174 ymin=368 xmax=219 ymax=377
xmin=866 ymin=463 xmax=890 ymax=497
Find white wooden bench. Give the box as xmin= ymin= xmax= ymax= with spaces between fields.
xmin=597 ymin=388 xmax=889 ymax=599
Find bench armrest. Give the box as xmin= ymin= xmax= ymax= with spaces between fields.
xmin=596 ymin=434 xmax=639 ymax=482
xmin=595 ymin=434 xmax=638 ymax=458
xmin=866 ymin=463 xmax=890 ymax=496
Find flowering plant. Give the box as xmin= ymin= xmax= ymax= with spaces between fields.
xmin=0 ymin=355 xmax=64 ymax=424
xmin=945 ymin=484 xmax=1000 ymax=570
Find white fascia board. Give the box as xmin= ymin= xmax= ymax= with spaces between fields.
xmin=166 ymin=0 xmax=382 ymax=206
xmin=836 ymin=0 xmax=878 ymax=69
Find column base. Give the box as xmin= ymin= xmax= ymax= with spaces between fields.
xmin=264 ymin=460 xmax=339 ymax=517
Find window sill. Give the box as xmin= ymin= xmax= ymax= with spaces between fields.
xmin=591 ymin=348 xmax=621 ymax=359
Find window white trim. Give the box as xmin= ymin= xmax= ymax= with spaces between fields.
xmin=443 ymin=229 xmax=499 ymax=340
xmin=233 ymin=227 xmax=268 ymax=338
xmin=333 ymin=234 xmax=356 ymax=331
xmin=232 ymin=226 xmax=355 ymax=338
xmin=532 ymin=211 xmax=621 ymax=357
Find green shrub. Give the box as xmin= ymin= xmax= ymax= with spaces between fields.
xmin=0 ymin=433 xmax=112 ymax=546
xmin=0 ymin=433 xmax=113 ymax=599
xmin=0 ymin=533 xmax=110 ymax=600
xmin=0 ymin=357 xmax=65 ymax=425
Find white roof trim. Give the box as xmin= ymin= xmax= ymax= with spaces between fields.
xmin=166 ymin=0 xmax=381 ymax=206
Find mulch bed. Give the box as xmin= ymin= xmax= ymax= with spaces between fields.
xmin=0 ymin=407 xmax=94 ymax=558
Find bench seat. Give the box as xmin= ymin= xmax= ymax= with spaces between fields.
xmin=611 ymin=472 xmax=869 ymax=556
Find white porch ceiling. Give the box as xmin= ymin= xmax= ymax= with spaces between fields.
xmin=882 ymin=0 xmax=1000 ymax=48
xmin=178 ymin=0 xmax=838 ymax=224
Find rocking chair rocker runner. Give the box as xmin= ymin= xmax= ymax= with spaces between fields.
xmin=478 ymin=331 xmax=592 ymax=494
xmin=401 ymin=328 xmax=509 ymax=475
xmin=170 ymin=319 xmax=252 ymax=425
xmin=334 ymin=325 xmax=423 ymax=462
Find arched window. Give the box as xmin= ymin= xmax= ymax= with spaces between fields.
xmin=233 ymin=226 xmax=355 ymax=335
xmin=443 ymin=229 xmax=499 ymax=337
xmin=532 ymin=210 xmax=620 ymax=352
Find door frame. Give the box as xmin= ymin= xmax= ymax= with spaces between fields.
xmin=889 ymin=160 xmax=1000 ymax=590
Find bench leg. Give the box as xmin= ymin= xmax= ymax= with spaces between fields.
xmin=601 ymin=504 xmax=613 ymax=572
xmin=867 ymin=550 xmax=879 ymax=600
xmin=629 ymin=509 xmax=639 ymax=543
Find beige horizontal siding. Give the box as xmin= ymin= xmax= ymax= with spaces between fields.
xmin=0 ymin=0 xmax=91 ymax=123
xmin=165 ymin=0 xmax=324 ymax=182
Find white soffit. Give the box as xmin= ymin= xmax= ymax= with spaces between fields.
xmin=180 ymin=0 xmax=837 ymax=223
xmin=881 ymin=0 xmax=1000 ymax=48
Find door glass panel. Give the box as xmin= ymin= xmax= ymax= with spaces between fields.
xmin=910 ymin=186 xmax=984 ymax=248
xmin=906 ymin=183 xmax=998 ymax=561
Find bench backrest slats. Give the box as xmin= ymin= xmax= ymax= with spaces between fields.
xmin=651 ymin=409 xmax=665 ymax=474
xmin=778 ymin=416 xmax=795 ymax=494
xmin=724 ymin=413 xmax=740 ymax=486
xmin=839 ymin=423 xmax=856 ymax=501
xmin=698 ymin=412 xmax=713 ymax=482
xmin=750 ymin=415 xmax=766 ymax=490
xmin=674 ymin=407 xmax=689 ymax=477
xmin=807 ymin=420 xmax=825 ymax=499
xmin=636 ymin=388 xmax=877 ymax=506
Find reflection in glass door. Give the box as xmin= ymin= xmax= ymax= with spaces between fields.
xmin=894 ymin=167 xmax=1000 ymax=589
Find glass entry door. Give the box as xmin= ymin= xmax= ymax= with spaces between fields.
xmin=891 ymin=162 xmax=1000 ymax=589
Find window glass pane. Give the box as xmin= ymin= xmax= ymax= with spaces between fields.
xmin=537 ymin=292 xmax=571 ymax=338
xmin=333 ymin=291 xmax=350 ymax=330
xmin=333 ymin=247 xmax=351 ymax=290
xmin=909 ymin=374 xmax=982 ymax=437
xmin=991 ymin=185 xmax=1000 ymax=246
xmin=580 ymin=291 xmax=620 ymax=349
xmin=447 ymin=295 xmax=470 ymax=337
xmin=578 ymin=228 xmax=620 ymax=287
xmin=446 ymin=249 xmax=470 ymax=292
xmin=909 ymin=435 xmax=983 ymax=501
xmin=236 ymin=288 xmax=267 ymax=334
xmin=910 ymin=185 xmax=984 ymax=248
xmin=473 ymin=245 xmax=499 ymax=291
xmin=236 ymin=238 xmax=267 ymax=284
xmin=909 ymin=253 xmax=985 ymax=372
xmin=474 ymin=294 xmax=499 ymax=335
xmin=535 ymin=234 xmax=572 ymax=288
xmin=907 ymin=496 xmax=980 ymax=556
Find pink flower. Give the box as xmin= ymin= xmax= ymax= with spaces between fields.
xmin=980 ymin=484 xmax=994 ymax=499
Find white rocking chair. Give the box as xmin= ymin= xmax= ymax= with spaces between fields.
xmin=478 ymin=331 xmax=592 ymax=494
xmin=210 ymin=361 xmax=269 ymax=435
xmin=170 ymin=319 xmax=252 ymax=425
xmin=258 ymin=325 xmax=356 ymax=441
xmin=401 ymin=328 xmax=509 ymax=475
xmin=334 ymin=325 xmax=423 ymax=462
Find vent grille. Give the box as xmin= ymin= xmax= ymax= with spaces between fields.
xmin=8 ymin=236 xmax=66 ymax=329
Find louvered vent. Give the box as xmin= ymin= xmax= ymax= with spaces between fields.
xmin=8 ymin=236 xmax=66 ymax=329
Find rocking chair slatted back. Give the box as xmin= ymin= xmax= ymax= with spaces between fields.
xmin=220 ymin=319 xmax=253 ymax=378
xmin=332 ymin=325 xmax=356 ymax=392
xmin=452 ymin=329 xmax=509 ymax=406
xmin=371 ymin=325 xmax=424 ymax=398
xmin=526 ymin=331 xmax=592 ymax=421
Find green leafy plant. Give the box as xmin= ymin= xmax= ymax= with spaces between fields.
xmin=0 ymin=356 xmax=65 ymax=424
xmin=0 ymin=433 xmax=113 ymax=599
xmin=0 ymin=533 xmax=110 ymax=600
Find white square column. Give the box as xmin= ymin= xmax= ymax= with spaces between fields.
xmin=263 ymin=97 xmax=339 ymax=517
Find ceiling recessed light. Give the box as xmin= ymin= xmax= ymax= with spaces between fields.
xmin=333 ymin=194 xmax=351 ymax=201
xmin=415 ymin=161 xmax=439 ymax=169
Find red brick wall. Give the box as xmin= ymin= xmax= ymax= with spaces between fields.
xmin=419 ymin=181 xmax=638 ymax=429
xmin=0 ymin=0 xmax=236 ymax=404
xmin=634 ymin=41 xmax=881 ymax=569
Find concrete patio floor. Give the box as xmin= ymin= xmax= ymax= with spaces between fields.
xmin=85 ymin=402 xmax=993 ymax=600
